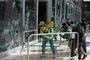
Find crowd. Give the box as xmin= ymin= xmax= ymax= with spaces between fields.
xmin=39 ymin=16 xmax=87 ymax=60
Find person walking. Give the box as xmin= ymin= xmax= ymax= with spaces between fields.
xmin=75 ymin=24 xmax=87 ymax=60
xmin=39 ymin=21 xmax=56 ymax=58
xmin=67 ymin=21 xmax=77 ymax=57
xmin=60 ymin=22 xmax=73 ymax=56
xmin=48 ymin=17 xmax=58 ymax=41
xmin=80 ymin=20 xmax=87 ymax=59
xmin=60 ymin=23 xmax=72 ymax=41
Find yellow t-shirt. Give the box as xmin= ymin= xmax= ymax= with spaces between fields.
xmin=40 ymin=27 xmax=54 ymax=40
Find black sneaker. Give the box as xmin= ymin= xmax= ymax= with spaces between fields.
xmin=82 ymin=55 xmax=87 ymax=59
xmin=53 ymin=55 xmax=56 ymax=59
xmin=70 ymin=58 xmax=74 ymax=60
xmin=73 ymin=52 xmax=77 ymax=56
xmin=78 ymin=57 xmax=81 ymax=60
xmin=78 ymin=58 xmax=81 ymax=60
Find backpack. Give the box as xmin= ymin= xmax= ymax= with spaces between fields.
xmin=42 ymin=27 xmax=54 ymax=39
xmin=43 ymin=27 xmax=52 ymax=33
xmin=63 ymin=26 xmax=72 ymax=40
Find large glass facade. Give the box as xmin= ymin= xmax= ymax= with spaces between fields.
xmin=0 ymin=0 xmax=38 ymax=53
xmin=0 ymin=0 xmax=83 ymax=60
xmin=25 ymin=0 xmax=37 ymax=30
xmin=0 ymin=0 xmax=82 ymax=54
xmin=52 ymin=0 xmax=61 ymax=32
xmin=52 ymin=0 xmax=55 ymax=17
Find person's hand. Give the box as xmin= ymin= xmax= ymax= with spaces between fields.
xmin=84 ymin=33 xmax=87 ymax=36
xmin=59 ymin=34 xmax=62 ymax=36
xmin=60 ymin=28 xmax=63 ymax=32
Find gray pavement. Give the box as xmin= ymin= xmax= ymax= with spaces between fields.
xmin=0 ymin=51 xmax=77 ymax=60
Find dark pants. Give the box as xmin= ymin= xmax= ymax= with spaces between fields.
xmin=71 ymin=39 xmax=77 ymax=57
xmin=78 ymin=41 xmax=84 ymax=60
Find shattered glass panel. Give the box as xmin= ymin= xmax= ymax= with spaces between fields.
xmin=0 ymin=0 xmax=37 ymax=52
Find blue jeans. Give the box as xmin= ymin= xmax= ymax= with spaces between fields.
xmin=82 ymin=40 xmax=87 ymax=53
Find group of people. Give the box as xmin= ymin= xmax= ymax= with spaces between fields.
xmin=62 ymin=18 xmax=87 ymax=60
xmin=39 ymin=17 xmax=87 ymax=60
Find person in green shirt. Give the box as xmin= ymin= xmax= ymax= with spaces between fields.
xmin=60 ymin=22 xmax=73 ymax=56
xmin=61 ymin=22 xmax=72 ymax=40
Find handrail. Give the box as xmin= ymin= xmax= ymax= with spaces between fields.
xmin=23 ymin=29 xmax=37 ymax=43
xmin=23 ymin=29 xmax=37 ymax=33
xmin=27 ymin=32 xmax=79 ymax=60
xmin=20 ymin=29 xmax=37 ymax=54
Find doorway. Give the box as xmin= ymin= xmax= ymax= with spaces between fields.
xmin=38 ymin=1 xmax=47 ymax=33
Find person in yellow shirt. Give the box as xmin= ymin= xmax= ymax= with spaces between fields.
xmin=48 ymin=17 xmax=58 ymax=28
xmin=39 ymin=21 xmax=56 ymax=58
xmin=48 ymin=17 xmax=58 ymax=41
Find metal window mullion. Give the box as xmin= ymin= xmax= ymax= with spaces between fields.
xmin=60 ymin=0 xmax=62 ymax=23
xmin=64 ymin=1 xmax=66 ymax=21
xmin=57 ymin=0 xmax=62 ymax=31
xmin=55 ymin=0 xmax=57 ymax=32
xmin=36 ymin=0 xmax=38 ymax=34
xmin=73 ymin=8 xmax=75 ymax=21
xmin=22 ymin=0 xmax=25 ymax=46
xmin=55 ymin=0 xmax=57 ymax=19
xmin=22 ymin=0 xmax=25 ymax=29
xmin=58 ymin=0 xmax=60 ymax=25
xmin=69 ymin=6 xmax=72 ymax=20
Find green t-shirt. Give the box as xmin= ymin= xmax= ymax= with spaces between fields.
xmin=63 ymin=26 xmax=72 ymax=40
